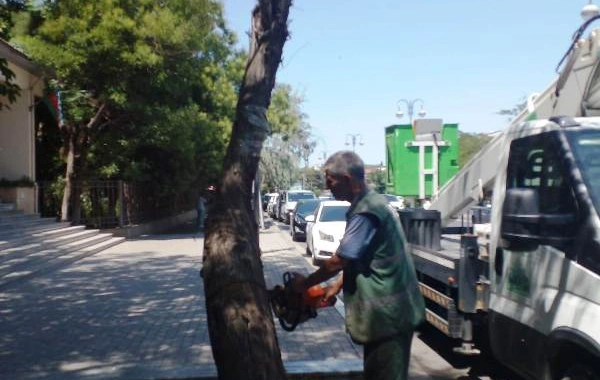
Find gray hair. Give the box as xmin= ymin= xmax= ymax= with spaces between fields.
xmin=323 ymin=151 xmax=365 ymax=180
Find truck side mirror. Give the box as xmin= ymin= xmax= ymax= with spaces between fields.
xmin=501 ymin=188 xmax=541 ymax=251
xmin=501 ymin=188 xmax=575 ymax=251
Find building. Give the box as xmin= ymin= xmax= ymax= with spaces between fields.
xmin=385 ymin=119 xmax=459 ymax=201
xmin=0 ymin=39 xmax=45 ymax=213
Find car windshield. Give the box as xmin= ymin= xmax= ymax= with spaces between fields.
xmin=289 ymin=192 xmax=315 ymax=201
xmin=296 ymin=200 xmax=320 ymax=214
xmin=319 ymin=205 xmax=349 ymax=222
xmin=568 ymin=130 xmax=600 ymax=213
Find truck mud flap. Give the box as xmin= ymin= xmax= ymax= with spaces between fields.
xmin=419 ymin=282 xmax=462 ymax=338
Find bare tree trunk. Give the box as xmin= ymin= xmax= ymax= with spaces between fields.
xmin=202 ymin=1 xmax=292 ymax=379
xmin=59 ymin=105 xmax=104 ymax=223
xmin=60 ymin=126 xmax=77 ymax=222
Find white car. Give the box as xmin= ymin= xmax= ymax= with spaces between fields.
xmin=305 ymin=200 xmax=350 ymax=266
xmin=384 ymin=194 xmax=405 ymax=211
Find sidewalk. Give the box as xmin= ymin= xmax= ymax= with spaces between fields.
xmin=0 ymin=222 xmax=362 ymax=380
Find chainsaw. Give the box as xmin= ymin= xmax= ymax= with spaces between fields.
xmin=269 ymin=271 xmax=337 ymax=331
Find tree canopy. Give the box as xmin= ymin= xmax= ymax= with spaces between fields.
xmin=2 ymin=0 xmax=311 ymax=221
xmin=261 ymin=84 xmax=314 ymax=192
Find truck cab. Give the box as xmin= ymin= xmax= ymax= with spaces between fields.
xmin=488 ymin=117 xmax=600 ymax=379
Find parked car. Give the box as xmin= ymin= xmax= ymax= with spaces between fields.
xmin=290 ymin=198 xmax=321 ymax=241
xmin=305 ymin=200 xmax=350 ymax=266
xmin=277 ymin=190 xmax=317 ymax=224
xmin=263 ymin=192 xmax=277 ymax=211
xmin=384 ymin=194 xmax=405 ymax=211
xmin=267 ymin=193 xmax=279 ymax=219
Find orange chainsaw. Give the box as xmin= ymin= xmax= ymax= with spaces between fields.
xmin=269 ymin=271 xmax=337 ymax=331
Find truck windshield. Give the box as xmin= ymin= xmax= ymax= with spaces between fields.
xmin=568 ymin=130 xmax=600 ymax=212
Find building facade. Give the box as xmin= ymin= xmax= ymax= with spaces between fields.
xmin=0 ymin=39 xmax=45 ymax=212
xmin=385 ymin=122 xmax=459 ymax=200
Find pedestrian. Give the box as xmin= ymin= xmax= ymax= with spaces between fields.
xmin=292 ymin=150 xmax=425 ymax=380
xmin=196 ymin=193 xmax=206 ymax=231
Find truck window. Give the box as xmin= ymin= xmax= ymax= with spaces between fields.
xmin=504 ymin=133 xmax=577 ymax=245
xmin=506 ymin=134 xmax=576 ymax=215
xmin=568 ymin=131 xmax=600 ymax=212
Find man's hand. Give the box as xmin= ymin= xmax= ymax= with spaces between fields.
xmin=323 ymin=275 xmax=343 ymax=303
xmin=290 ymin=272 xmax=306 ymax=293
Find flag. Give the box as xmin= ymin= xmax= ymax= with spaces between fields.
xmin=42 ymin=89 xmax=63 ymax=127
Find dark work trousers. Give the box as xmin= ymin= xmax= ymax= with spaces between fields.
xmin=363 ymin=331 xmax=413 ymax=380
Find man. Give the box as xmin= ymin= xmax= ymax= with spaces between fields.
xmin=292 ymin=151 xmax=424 ymax=380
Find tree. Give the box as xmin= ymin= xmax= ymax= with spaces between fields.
xmin=260 ymin=84 xmax=313 ymax=192
xmin=201 ymin=0 xmax=291 ymax=378
xmin=0 ymin=58 xmax=20 ymax=111
xmin=302 ymin=166 xmax=324 ymax=194
xmin=458 ymin=132 xmax=493 ymax=167
xmin=497 ymin=97 xmax=527 ymax=121
xmin=0 ymin=1 xmax=24 ymax=110
xmin=368 ymin=166 xmax=386 ymax=194
xmin=16 ymin=0 xmax=237 ymax=222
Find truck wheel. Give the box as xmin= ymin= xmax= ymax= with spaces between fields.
xmin=561 ymin=363 xmax=598 ymax=380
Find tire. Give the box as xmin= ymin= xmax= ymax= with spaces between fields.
xmin=291 ymin=225 xmax=298 ymax=241
xmin=561 ymin=363 xmax=599 ymax=380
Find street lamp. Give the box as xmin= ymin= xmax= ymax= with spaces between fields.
xmin=582 ymin=1 xmax=600 ymax=21
xmin=345 ymin=133 xmax=364 ymax=152
xmin=396 ymin=99 xmax=427 ymax=123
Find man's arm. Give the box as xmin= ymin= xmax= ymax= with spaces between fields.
xmin=292 ymin=213 xmax=377 ymax=293
xmin=292 ymin=253 xmax=345 ymax=292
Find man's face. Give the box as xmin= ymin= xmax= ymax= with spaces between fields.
xmin=325 ymin=170 xmax=352 ymax=201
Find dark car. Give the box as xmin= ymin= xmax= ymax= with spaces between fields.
xmin=290 ymin=198 xmax=321 ymax=241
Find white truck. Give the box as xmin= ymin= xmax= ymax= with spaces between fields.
xmin=401 ymin=8 xmax=600 ymax=380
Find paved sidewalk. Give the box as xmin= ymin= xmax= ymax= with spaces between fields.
xmin=0 ymin=222 xmax=362 ymax=380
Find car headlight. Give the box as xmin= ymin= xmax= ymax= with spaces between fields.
xmin=319 ymin=231 xmax=335 ymax=242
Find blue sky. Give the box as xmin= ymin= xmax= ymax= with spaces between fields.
xmin=222 ymin=0 xmax=590 ymax=165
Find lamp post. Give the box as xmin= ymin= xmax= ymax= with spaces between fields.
xmin=396 ymin=99 xmax=427 ymax=123
xmin=345 ymin=133 xmax=364 ymax=152
xmin=582 ymin=1 xmax=600 ymax=21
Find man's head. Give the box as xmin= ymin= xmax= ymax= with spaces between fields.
xmin=323 ymin=151 xmax=367 ymax=202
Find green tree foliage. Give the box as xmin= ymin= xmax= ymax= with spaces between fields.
xmin=260 ymin=84 xmax=314 ymax=192
xmin=0 ymin=58 xmax=20 ymax=110
xmin=302 ymin=167 xmax=325 ymax=194
xmin=0 ymin=0 xmax=26 ymax=39
xmin=0 ymin=1 xmax=26 ymax=110
xmin=368 ymin=167 xmax=387 ymax=194
xmin=15 ymin=0 xmax=241 ymax=220
xmin=497 ymin=97 xmax=527 ymax=122
xmin=458 ymin=132 xmax=493 ymax=167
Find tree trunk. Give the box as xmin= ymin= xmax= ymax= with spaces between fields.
xmin=202 ymin=1 xmax=291 ymax=379
xmin=60 ymin=125 xmax=88 ymax=224
xmin=60 ymin=126 xmax=77 ymax=222
xmin=59 ymin=103 xmax=104 ymax=223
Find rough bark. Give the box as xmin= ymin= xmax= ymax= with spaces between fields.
xmin=60 ymin=104 xmax=105 ymax=223
xmin=202 ymin=1 xmax=292 ymax=379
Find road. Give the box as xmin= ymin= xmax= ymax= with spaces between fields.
xmin=267 ymin=217 xmax=524 ymax=380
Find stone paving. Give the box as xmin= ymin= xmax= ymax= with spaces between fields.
xmin=0 ymin=221 xmax=362 ymax=380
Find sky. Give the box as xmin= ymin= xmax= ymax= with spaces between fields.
xmin=221 ymin=0 xmax=592 ymax=166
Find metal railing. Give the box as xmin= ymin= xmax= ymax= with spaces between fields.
xmin=37 ymin=180 xmax=195 ymax=229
